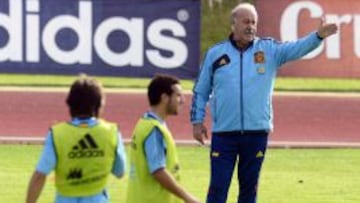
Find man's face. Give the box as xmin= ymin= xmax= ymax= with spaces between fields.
xmin=166 ymin=84 xmax=185 ymax=116
xmin=232 ymin=9 xmax=257 ymax=47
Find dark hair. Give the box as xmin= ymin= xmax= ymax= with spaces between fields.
xmin=147 ymin=74 xmax=180 ymax=106
xmin=66 ymin=74 xmax=104 ymax=118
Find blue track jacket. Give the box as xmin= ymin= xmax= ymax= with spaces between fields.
xmin=191 ymin=32 xmax=322 ymax=132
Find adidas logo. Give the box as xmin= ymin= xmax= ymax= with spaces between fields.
xmin=211 ymin=151 xmax=220 ymax=157
xmin=256 ymin=150 xmax=264 ymax=158
xmin=68 ymin=134 xmax=104 ymax=159
xmin=67 ymin=168 xmax=82 ymax=180
xmin=219 ymin=58 xmax=227 ymax=66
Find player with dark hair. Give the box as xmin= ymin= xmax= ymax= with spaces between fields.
xmin=66 ymin=75 xmax=104 ymax=118
xmin=26 ymin=74 xmax=126 ymax=203
xmin=127 ymin=74 xmax=201 ymax=203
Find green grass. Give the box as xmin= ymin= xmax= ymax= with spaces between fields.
xmin=0 ymin=73 xmax=359 ymax=92
xmin=1 ymin=145 xmax=360 ymax=202
xmin=274 ymin=77 xmax=360 ymax=92
xmin=0 ymin=74 xmax=195 ymax=91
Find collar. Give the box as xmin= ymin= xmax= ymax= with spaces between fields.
xmin=229 ymin=33 xmax=254 ymax=51
xmin=144 ymin=111 xmax=165 ymax=124
xmin=71 ymin=117 xmax=98 ymax=127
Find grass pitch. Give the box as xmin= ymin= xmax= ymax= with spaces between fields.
xmin=0 ymin=145 xmax=360 ymax=202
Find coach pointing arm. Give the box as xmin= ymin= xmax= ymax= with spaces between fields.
xmin=191 ymin=18 xmax=337 ymax=146
xmin=317 ymin=18 xmax=338 ymax=39
xmin=190 ymin=2 xmax=337 ymax=203
xmin=273 ymin=18 xmax=338 ymax=67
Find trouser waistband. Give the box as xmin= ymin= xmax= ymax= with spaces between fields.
xmin=213 ymin=130 xmax=269 ymax=136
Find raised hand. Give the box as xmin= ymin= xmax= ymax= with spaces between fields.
xmin=317 ymin=17 xmax=338 ymax=39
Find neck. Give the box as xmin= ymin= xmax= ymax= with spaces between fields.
xmin=236 ymin=40 xmax=251 ymax=49
xmin=150 ymin=106 xmax=167 ymax=121
xmin=230 ymin=34 xmax=252 ymax=50
xmin=73 ymin=115 xmax=94 ymax=119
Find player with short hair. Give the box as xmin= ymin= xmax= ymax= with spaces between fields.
xmin=26 ymin=74 xmax=126 ymax=203
xmin=126 ymin=74 xmax=201 ymax=203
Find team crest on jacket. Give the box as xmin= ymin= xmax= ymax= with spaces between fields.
xmin=257 ymin=67 xmax=266 ymax=74
xmin=254 ymin=51 xmax=265 ymax=64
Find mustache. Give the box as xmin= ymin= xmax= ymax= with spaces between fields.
xmin=245 ymin=29 xmax=255 ymax=34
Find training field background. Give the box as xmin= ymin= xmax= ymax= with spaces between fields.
xmin=0 ymin=78 xmax=359 ymax=203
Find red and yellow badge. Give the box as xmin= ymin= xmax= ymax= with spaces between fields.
xmin=257 ymin=67 xmax=266 ymax=74
xmin=254 ymin=51 xmax=265 ymax=64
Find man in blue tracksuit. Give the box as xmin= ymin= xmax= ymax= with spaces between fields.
xmin=190 ymin=3 xmax=338 ymax=203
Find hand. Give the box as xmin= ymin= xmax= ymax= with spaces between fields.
xmin=184 ymin=194 xmax=202 ymax=203
xmin=317 ymin=17 xmax=338 ymax=39
xmin=193 ymin=123 xmax=208 ymax=145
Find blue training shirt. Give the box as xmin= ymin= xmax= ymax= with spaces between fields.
xmin=143 ymin=111 xmax=167 ymax=174
xmin=36 ymin=117 xmax=127 ymax=203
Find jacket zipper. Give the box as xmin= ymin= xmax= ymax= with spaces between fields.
xmin=240 ymin=51 xmax=244 ymax=134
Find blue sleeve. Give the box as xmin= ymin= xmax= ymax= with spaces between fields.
xmin=191 ymin=50 xmax=213 ymax=123
xmin=112 ymin=131 xmax=127 ymax=177
xmin=275 ymin=31 xmax=322 ymax=66
xmin=144 ymin=128 xmax=166 ymax=174
xmin=36 ymin=131 xmax=56 ymax=175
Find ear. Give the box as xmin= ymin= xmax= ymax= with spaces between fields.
xmin=160 ymin=93 xmax=169 ymax=103
xmin=100 ymin=98 xmax=106 ymax=106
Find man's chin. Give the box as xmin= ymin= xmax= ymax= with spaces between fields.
xmin=247 ymin=36 xmax=254 ymax=42
xmin=169 ymin=111 xmax=179 ymax=116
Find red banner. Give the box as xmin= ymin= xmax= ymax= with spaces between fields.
xmin=255 ymin=0 xmax=360 ymax=78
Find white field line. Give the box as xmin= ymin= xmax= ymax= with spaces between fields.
xmin=1 ymin=136 xmax=360 ymax=148
xmin=0 ymin=86 xmax=147 ymax=93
